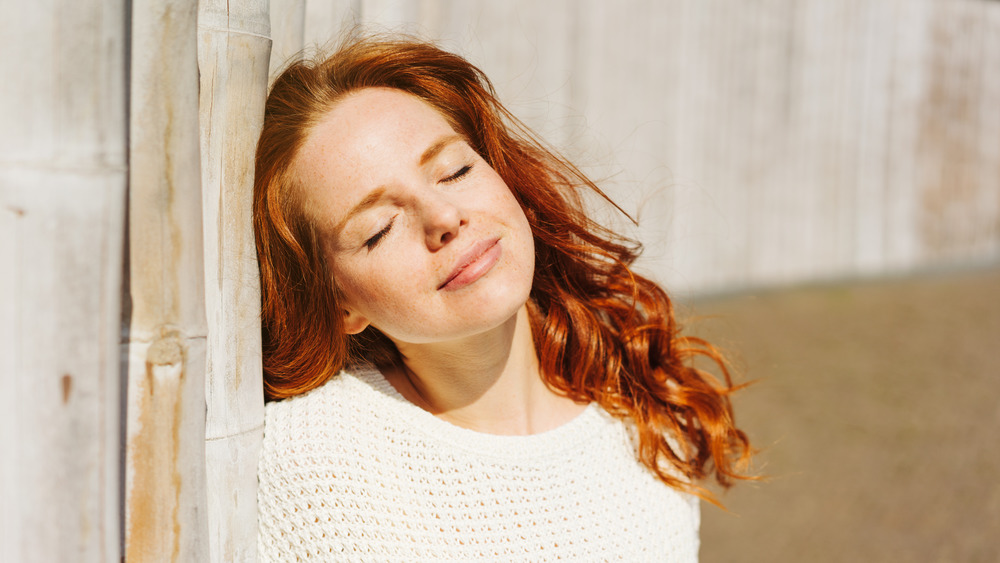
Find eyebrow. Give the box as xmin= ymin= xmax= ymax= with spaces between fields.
xmin=334 ymin=186 xmax=386 ymax=236
xmin=334 ymin=134 xmax=466 ymax=235
xmin=419 ymin=134 xmax=464 ymax=166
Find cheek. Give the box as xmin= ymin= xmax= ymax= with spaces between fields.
xmin=499 ymin=194 xmax=533 ymax=250
xmin=495 ymin=181 xmax=531 ymax=232
xmin=333 ymin=256 xmax=420 ymax=323
xmin=334 ymin=262 xmax=388 ymax=312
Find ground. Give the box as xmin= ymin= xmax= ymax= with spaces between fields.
xmin=690 ymin=266 xmax=1000 ymax=563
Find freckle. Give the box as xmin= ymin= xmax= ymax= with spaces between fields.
xmin=61 ymin=374 xmax=72 ymax=404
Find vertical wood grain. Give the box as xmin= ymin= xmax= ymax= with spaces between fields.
xmin=124 ymin=0 xmax=210 ymax=560
xmin=418 ymin=0 xmax=999 ymax=294
xmin=269 ymin=0 xmax=305 ymax=77
xmin=303 ymin=0 xmax=357 ymax=51
xmin=198 ymin=1 xmax=270 ymax=561
xmin=0 ymin=1 xmax=126 ymax=561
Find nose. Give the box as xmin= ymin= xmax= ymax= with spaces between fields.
xmin=418 ymin=192 xmax=467 ymax=250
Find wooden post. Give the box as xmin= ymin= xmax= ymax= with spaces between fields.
xmin=0 ymin=1 xmax=127 ymax=561
xmin=124 ymin=0 xmax=210 ymax=560
xmin=197 ymin=1 xmax=270 ymax=560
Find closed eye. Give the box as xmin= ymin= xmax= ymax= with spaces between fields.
xmin=364 ymin=217 xmax=395 ymax=250
xmin=442 ymin=164 xmax=473 ymax=183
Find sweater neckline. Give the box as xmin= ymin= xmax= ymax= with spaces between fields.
xmin=347 ymin=365 xmax=605 ymax=460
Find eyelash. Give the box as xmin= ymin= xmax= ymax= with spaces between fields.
xmin=362 ymin=164 xmax=472 ymax=251
xmin=442 ymin=164 xmax=472 ymax=183
xmin=365 ymin=216 xmax=395 ymax=250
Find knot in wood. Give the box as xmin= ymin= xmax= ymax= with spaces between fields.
xmin=148 ymin=334 xmax=184 ymax=366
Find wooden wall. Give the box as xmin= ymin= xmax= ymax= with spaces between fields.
xmin=3 ymin=1 xmax=998 ymax=562
xmin=0 ymin=1 xmax=127 ymax=561
xmin=276 ymin=0 xmax=1000 ymax=295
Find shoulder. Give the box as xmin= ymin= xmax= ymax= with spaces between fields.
xmin=257 ymin=366 xmax=393 ymax=559
xmin=262 ymin=368 xmax=360 ymax=424
xmin=260 ymin=366 xmax=386 ymax=456
xmin=259 ymin=365 xmax=403 ymax=485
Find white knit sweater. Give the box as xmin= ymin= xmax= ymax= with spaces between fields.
xmin=257 ymin=366 xmax=700 ymax=562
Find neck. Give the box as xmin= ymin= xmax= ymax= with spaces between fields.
xmin=385 ymin=305 xmax=585 ymax=435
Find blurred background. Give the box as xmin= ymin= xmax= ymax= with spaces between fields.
xmin=275 ymin=1 xmax=1000 ymax=561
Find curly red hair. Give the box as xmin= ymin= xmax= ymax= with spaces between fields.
xmin=254 ymin=35 xmax=752 ymax=495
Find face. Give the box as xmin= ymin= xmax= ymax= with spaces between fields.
xmin=292 ymin=88 xmax=535 ymax=345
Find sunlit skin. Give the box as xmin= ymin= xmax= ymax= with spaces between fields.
xmin=292 ymin=88 xmax=586 ymax=434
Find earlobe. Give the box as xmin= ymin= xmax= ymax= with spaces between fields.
xmin=342 ymin=309 xmax=370 ymax=335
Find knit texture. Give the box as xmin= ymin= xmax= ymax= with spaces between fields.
xmin=258 ymin=367 xmax=700 ymax=562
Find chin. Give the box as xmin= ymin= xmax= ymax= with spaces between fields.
xmin=393 ymin=292 xmax=531 ymax=345
xmin=452 ymin=290 xmax=531 ymax=340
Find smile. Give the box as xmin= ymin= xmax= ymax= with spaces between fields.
xmin=438 ymin=238 xmax=502 ymax=291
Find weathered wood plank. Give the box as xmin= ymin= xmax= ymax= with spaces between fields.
xmin=123 ymin=337 xmax=209 ymax=560
xmin=302 ymin=0 xmax=355 ymax=51
xmin=914 ymin=0 xmax=998 ymax=264
xmin=978 ymin=2 xmax=1000 ymax=262
xmin=124 ymin=0 xmax=209 ymax=560
xmin=198 ymin=1 xmax=270 ymax=561
xmin=269 ymin=0 xmax=305 ymax=77
xmin=1 ymin=170 xmax=126 ymax=562
xmin=331 ymin=0 xmax=1000 ymax=295
xmin=0 ymin=0 xmax=127 ymax=560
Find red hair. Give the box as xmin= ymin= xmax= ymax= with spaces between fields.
xmin=254 ymin=36 xmax=752 ymax=494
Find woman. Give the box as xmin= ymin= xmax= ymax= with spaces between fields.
xmin=254 ymin=36 xmax=752 ymax=561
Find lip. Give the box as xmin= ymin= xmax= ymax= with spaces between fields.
xmin=438 ymin=237 xmax=502 ymax=291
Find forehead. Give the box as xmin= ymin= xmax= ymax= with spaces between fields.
xmin=291 ymin=88 xmax=457 ymax=223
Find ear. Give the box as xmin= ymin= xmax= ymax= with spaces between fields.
xmin=342 ymin=308 xmax=370 ymax=335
